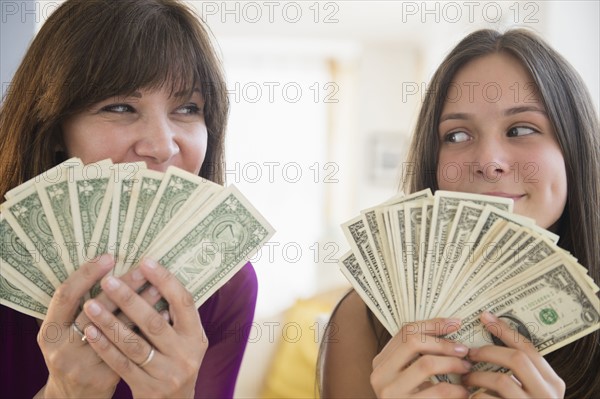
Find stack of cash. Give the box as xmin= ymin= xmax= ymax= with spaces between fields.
xmin=0 ymin=158 xmax=275 ymax=319
xmin=340 ymin=189 xmax=599 ymax=382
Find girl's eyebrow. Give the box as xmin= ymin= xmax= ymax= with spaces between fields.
xmin=503 ymin=105 xmax=547 ymax=116
xmin=439 ymin=112 xmax=472 ymax=122
xmin=440 ymin=106 xmax=547 ymax=123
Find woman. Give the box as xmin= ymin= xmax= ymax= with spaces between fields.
xmin=0 ymin=1 xmax=257 ymax=398
xmin=321 ymin=29 xmax=599 ymax=398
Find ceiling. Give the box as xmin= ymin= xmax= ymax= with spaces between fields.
xmin=190 ymin=1 xmax=549 ymax=46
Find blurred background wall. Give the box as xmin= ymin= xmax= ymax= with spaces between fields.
xmin=2 ymin=1 xmax=598 ymax=397
xmin=197 ymin=0 xmax=600 ymax=321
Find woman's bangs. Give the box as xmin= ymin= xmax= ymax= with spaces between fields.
xmin=77 ymin=10 xmax=204 ymax=105
xmin=140 ymin=21 xmax=202 ymax=98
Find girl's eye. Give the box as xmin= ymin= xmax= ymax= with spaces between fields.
xmin=101 ymin=104 xmax=134 ymax=113
xmin=507 ymin=126 xmax=537 ymax=137
xmin=175 ymin=104 xmax=202 ymax=115
xmin=444 ymin=131 xmax=471 ymax=143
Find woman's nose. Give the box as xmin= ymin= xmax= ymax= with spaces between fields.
xmin=133 ymin=118 xmax=179 ymax=166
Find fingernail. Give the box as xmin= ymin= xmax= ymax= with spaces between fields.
xmin=482 ymin=311 xmax=498 ymax=323
xmin=105 ymin=276 xmax=120 ymax=291
xmin=85 ymin=325 xmax=100 ymax=340
xmin=148 ymin=286 xmax=159 ymax=297
xmin=462 ymin=360 xmax=472 ymax=370
xmin=454 ymin=344 xmax=468 ymax=355
xmin=98 ymin=254 xmax=114 ymax=267
xmin=143 ymin=258 xmax=158 ymax=269
xmin=86 ymin=300 xmax=102 ymax=316
xmin=131 ymin=268 xmax=144 ymax=281
xmin=161 ymin=310 xmax=170 ymax=321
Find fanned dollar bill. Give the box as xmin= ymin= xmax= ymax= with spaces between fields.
xmin=440 ymin=257 xmax=599 ymax=384
xmin=117 ymin=169 xmax=164 ymax=274
xmin=338 ymin=251 xmax=393 ymax=333
xmin=0 ymin=274 xmax=47 ymax=319
xmin=1 ymin=215 xmax=54 ymax=305
xmin=339 ymin=189 xmax=599 ymax=382
xmin=1 ymin=183 xmax=69 ymax=287
xmin=142 ymin=185 xmax=275 ymax=307
xmin=69 ymin=159 xmax=114 ymax=261
xmin=36 ymin=162 xmax=81 ymax=273
xmin=0 ymin=160 xmax=274 ymax=318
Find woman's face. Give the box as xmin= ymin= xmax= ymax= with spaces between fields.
xmin=62 ymin=86 xmax=208 ymax=174
xmin=437 ymin=52 xmax=567 ymax=230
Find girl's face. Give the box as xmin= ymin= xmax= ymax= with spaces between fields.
xmin=62 ymin=86 xmax=208 ymax=174
xmin=437 ymin=52 xmax=567 ymax=230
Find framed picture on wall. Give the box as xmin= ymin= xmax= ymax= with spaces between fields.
xmin=369 ymin=132 xmax=410 ymax=186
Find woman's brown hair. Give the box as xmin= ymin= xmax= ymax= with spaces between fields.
xmin=402 ymin=28 xmax=599 ymax=398
xmin=0 ymin=0 xmax=229 ymax=198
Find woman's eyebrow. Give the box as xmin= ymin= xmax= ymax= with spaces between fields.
xmin=173 ymin=88 xmax=202 ymax=98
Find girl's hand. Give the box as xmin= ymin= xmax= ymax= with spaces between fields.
xmin=82 ymin=259 xmax=207 ymax=399
xmin=463 ymin=311 xmax=566 ymax=398
xmin=370 ymin=318 xmax=471 ymax=398
xmin=37 ymin=255 xmax=119 ymax=399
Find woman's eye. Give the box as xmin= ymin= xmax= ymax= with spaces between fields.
xmin=444 ymin=131 xmax=470 ymax=143
xmin=101 ymin=104 xmax=134 ymax=113
xmin=507 ymin=126 xmax=537 ymax=137
xmin=175 ymin=104 xmax=202 ymax=115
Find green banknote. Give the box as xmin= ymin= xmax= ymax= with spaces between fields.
xmin=0 ymin=215 xmax=54 ymax=304
xmin=1 ymin=188 xmax=68 ymax=287
xmin=144 ymin=186 xmax=275 ymax=308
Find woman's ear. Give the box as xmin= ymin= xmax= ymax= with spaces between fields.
xmin=54 ymin=143 xmax=67 ymax=164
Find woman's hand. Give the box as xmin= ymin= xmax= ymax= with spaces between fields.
xmin=463 ymin=311 xmax=566 ymax=398
xmin=37 ymin=255 xmax=119 ymax=399
xmin=82 ymin=259 xmax=207 ymax=399
xmin=370 ymin=318 xmax=471 ymax=398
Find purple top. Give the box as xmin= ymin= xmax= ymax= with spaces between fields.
xmin=0 ymin=263 xmax=257 ymax=399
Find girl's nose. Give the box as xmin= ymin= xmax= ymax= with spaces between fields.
xmin=473 ymin=139 xmax=510 ymax=182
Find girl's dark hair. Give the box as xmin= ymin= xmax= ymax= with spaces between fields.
xmin=0 ymin=0 xmax=229 ymax=198
xmin=320 ymin=28 xmax=599 ymax=398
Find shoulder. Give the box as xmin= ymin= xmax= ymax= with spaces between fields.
xmin=332 ymin=289 xmax=372 ymax=321
xmin=325 ymin=289 xmax=384 ymax=353
xmin=219 ymin=262 xmax=257 ymax=302
xmin=320 ymin=290 xmax=382 ymax=398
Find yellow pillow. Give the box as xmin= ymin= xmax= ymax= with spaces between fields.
xmin=261 ymin=288 xmax=348 ymax=399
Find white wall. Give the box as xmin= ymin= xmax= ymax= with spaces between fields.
xmin=1 ymin=0 xmax=593 ymax=329
xmin=2 ymin=1 xmax=597 ymax=397
xmin=545 ymin=0 xmax=600 ymax=111
xmin=12 ymin=0 xmax=596 ymax=320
